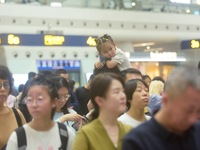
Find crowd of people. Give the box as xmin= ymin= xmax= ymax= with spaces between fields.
xmin=1 ymin=34 xmax=200 ymax=150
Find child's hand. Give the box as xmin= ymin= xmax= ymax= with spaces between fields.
xmin=99 ymin=55 xmax=107 ymax=65
xmin=95 ymin=61 xmax=104 ymax=69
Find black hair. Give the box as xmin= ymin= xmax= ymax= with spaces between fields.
xmin=27 ymin=72 xmax=59 ymax=119
xmin=93 ymin=64 xmax=121 ymax=75
xmin=19 ymin=79 xmax=33 ymax=122
xmin=95 ymin=34 xmax=115 ymax=53
xmin=152 ymin=76 xmax=165 ymax=84
xmin=54 ymin=69 xmax=68 ymax=75
xmin=90 ymin=73 xmax=125 ymax=120
xmin=89 ymin=74 xmax=95 ymax=81
xmin=121 ymin=68 xmax=142 ymax=79
xmin=125 ymin=79 xmax=149 ymax=109
xmin=18 ymin=84 xmax=25 ymax=93
xmin=0 ymin=65 xmax=13 ymax=94
xmin=28 ymin=72 xmax=37 ymax=80
xmin=38 ymin=70 xmax=55 ymax=78
xmin=142 ymin=75 xmax=151 ymax=80
xmin=55 ymin=76 xmax=71 ymax=114
xmin=68 ymin=79 xmax=75 ymax=91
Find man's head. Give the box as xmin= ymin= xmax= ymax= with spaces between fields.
xmin=158 ymin=66 xmax=200 ymax=134
xmin=28 ymin=72 xmax=37 ymax=80
xmin=122 ymin=68 xmax=142 ymax=82
xmin=55 ymin=69 xmax=69 ymax=82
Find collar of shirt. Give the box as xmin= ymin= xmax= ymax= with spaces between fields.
xmin=150 ymin=118 xmax=195 ymax=141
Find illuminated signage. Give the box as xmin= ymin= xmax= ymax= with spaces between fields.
xmin=150 ymin=52 xmax=177 ymax=59
xmin=0 ymin=34 xmax=97 ymax=46
xmin=8 ymin=34 xmax=20 ymax=45
xmin=86 ymin=36 xmax=96 ymax=46
xmin=128 ymin=52 xmax=186 ymax=62
xmin=36 ymin=59 xmax=81 ymax=71
xmin=181 ymin=39 xmax=200 ymax=50
xmin=190 ymin=40 xmax=200 ymax=49
xmin=44 ymin=35 xmax=65 ymax=46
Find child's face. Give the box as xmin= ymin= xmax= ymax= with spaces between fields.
xmin=100 ymin=42 xmax=116 ymax=59
xmin=26 ymin=85 xmax=56 ymax=120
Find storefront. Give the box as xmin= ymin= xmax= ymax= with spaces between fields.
xmin=127 ymin=52 xmax=186 ymax=80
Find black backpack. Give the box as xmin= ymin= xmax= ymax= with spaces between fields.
xmin=15 ymin=122 xmax=68 ymax=150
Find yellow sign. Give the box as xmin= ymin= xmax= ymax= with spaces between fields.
xmin=0 ymin=38 xmax=1 ymax=44
xmin=44 ymin=35 xmax=65 ymax=46
xmin=191 ymin=40 xmax=200 ymax=48
xmin=8 ymin=34 xmax=20 ymax=45
xmin=86 ymin=36 xmax=96 ymax=46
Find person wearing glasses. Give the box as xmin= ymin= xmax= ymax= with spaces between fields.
xmin=53 ymin=76 xmax=85 ymax=133
xmin=94 ymin=34 xmax=132 ymax=74
xmin=6 ymin=72 xmax=75 ymax=150
xmin=0 ymin=65 xmax=26 ymax=150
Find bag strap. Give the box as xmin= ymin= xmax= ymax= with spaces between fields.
xmin=12 ymin=107 xmax=22 ymax=127
xmin=14 ymin=122 xmax=68 ymax=150
xmin=58 ymin=122 xmax=68 ymax=150
xmin=15 ymin=127 xmax=27 ymax=150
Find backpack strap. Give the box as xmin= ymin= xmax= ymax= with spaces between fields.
xmin=15 ymin=127 xmax=27 ymax=150
xmin=12 ymin=107 xmax=22 ymax=127
xmin=57 ymin=122 xmax=68 ymax=150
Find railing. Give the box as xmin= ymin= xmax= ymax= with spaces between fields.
xmin=1 ymin=0 xmax=200 ymax=16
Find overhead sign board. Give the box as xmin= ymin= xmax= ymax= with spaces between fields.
xmin=181 ymin=39 xmax=200 ymax=50
xmin=0 ymin=34 xmax=97 ymax=47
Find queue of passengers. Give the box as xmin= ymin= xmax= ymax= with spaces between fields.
xmin=1 ymin=34 xmax=200 ymax=150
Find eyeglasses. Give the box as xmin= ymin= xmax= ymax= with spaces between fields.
xmin=0 ymin=82 xmax=10 ymax=90
xmin=25 ymin=96 xmax=46 ymax=106
xmin=58 ymin=94 xmax=71 ymax=101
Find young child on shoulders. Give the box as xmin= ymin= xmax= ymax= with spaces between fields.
xmin=94 ymin=34 xmax=132 ymax=74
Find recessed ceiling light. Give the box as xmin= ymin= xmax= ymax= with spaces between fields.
xmin=50 ymin=2 xmax=62 ymax=7
xmin=186 ymin=9 xmax=190 ymax=13
xmin=146 ymin=46 xmax=150 ymax=49
xmin=131 ymin=2 xmax=136 ymax=6
xmin=144 ymin=47 xmax=163 ymax=52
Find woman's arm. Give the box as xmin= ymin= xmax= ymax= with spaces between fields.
xmin=58 ymin=113 xmax=84 ymax=123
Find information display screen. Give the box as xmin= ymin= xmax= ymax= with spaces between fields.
xmin=0 ymin=34 xmax=97 ymax=47
xmin=36 ymin=59 xmax=81 ymax=71
xmin=181 ymin=39 xmax=200 ymax=50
